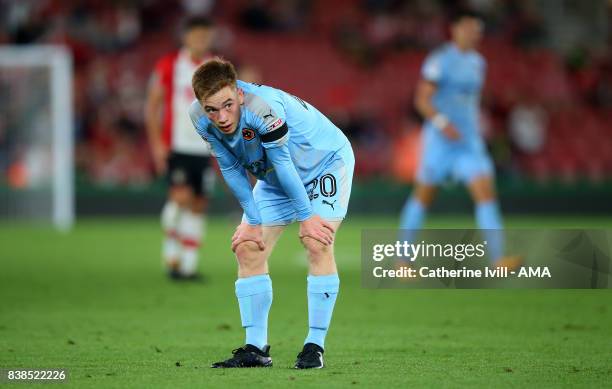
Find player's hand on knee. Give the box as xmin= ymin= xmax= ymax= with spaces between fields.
xmin=231 ymin=223 xmax=265 ymax=252
xmin=299 ymin=215 xmax=335 ymax=246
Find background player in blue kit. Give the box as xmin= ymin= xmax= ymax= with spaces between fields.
xmin=400 ymin=10 xmax=520 ymax=269
xmin=189 ymin=58 xmax=354 ymax=369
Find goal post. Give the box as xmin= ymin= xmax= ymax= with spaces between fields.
xmin=0 ymin=45 xmax=74 ymax=230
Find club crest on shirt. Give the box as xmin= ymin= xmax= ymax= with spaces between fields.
xmin=242 ymin=128 xmax=256 ymax=141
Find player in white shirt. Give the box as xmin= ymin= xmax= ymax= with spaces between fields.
xmin=145 ymin=17 xmax=215 ymax=280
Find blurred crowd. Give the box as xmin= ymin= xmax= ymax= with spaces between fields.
xmin=1 ymin=0 xmax=611 ymax=188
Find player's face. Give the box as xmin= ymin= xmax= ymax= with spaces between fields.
xmin=452 ymin=17 xmax=483 ymax=49
xmin=202 ymin=86 xmax=244 ymax=135
xmin=183 ymin=27 xmax=215 ymax=58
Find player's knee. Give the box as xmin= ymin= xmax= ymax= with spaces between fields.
xmin=190 ymin=196 xmax=207 ymax=213
xmin=413 ymin=185 xmax=436 ymax=207
xmin=469 ymin=175 xmax=496 ymax=202
xmin=234 ymin=241 xmax=261 ymax=263
xmin=234 ymin=241 xmax=267 ymax=276
xmin=301 ymin=237 xmax=332 ymax=262
xmin=170 ymin=186 xmax=193 ymax=207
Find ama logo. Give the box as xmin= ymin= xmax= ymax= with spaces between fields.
xmin=517 ymin=267 xmax=551 ymax=278
xmin=242 ymin=128 xmax=256 ymax=141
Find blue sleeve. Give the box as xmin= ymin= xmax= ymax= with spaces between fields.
xmin=209 ymin=136 xmax=262 ymax=225
xmin=421 ymin=51 xmax=444 ymax=83
xmin=189 ymin=102 xmax=261 ymax=224
xmin=265 ymin=143 xmax=313 ymax=221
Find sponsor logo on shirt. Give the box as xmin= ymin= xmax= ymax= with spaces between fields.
xmin=268 ymin=118 xmax=283 ymax=131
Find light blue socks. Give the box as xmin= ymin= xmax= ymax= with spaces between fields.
xmin=235 ymin=274 xmax=340 ymax=351
xmin=400 ymin=197 xmax=426 ymax=231
xmin=475 ymin=200 xmax=504 ymax=262
xmin=235 ymin=274 xmax=273 ymax=351
xmin=399 ymin=197 xmax=426 ymax=248
xmin=305 ymin=274 xmax=340 ymax=349
xmin=400 ymin=196 xmax=504 ymax=262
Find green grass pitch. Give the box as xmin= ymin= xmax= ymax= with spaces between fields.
xmin=1 ymin=216 xmax=611 ymax=388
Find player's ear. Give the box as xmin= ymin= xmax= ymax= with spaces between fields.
xmin=237 ymin=88 xmax=244 ymax=105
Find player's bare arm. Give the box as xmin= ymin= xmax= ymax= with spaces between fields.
xmin=414 ymin=79 xmax=460 ymax=140
xmin=145 ymin=76 xmax=167 ymax=174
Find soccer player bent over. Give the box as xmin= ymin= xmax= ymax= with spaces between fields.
xmin=400 ymin=10 xmax=520 ymax=269
xmin=189 ymin=59 xmax=354 ymax=368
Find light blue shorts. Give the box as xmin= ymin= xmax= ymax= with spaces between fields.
xmin=243 ymin=144 xmax=354 ymax=226
xmin=417 ymin=131 xmax=493 ymax=185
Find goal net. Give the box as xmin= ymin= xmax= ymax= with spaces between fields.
xmin=0 ymin=45 xmax=74 ymax=230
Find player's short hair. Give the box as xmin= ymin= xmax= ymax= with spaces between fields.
xmin=449 ymin=9 xmax=483 ymax=24
xmin=182 ymin=16 xmax=214 ymax=32
xmin=192 ymin=58 xmax=238 ymax=101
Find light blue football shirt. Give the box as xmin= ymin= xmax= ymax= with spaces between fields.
xmin=189 ymin=80 xmax=350 ymax=225
xmin=422 ymin=43 xmax=486 ymax=143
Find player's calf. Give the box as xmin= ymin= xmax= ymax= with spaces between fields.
xmin=161 ymin=201 xmax=182 ymax=272
xmin=300 ymin=273 xmax=340 ymax=367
